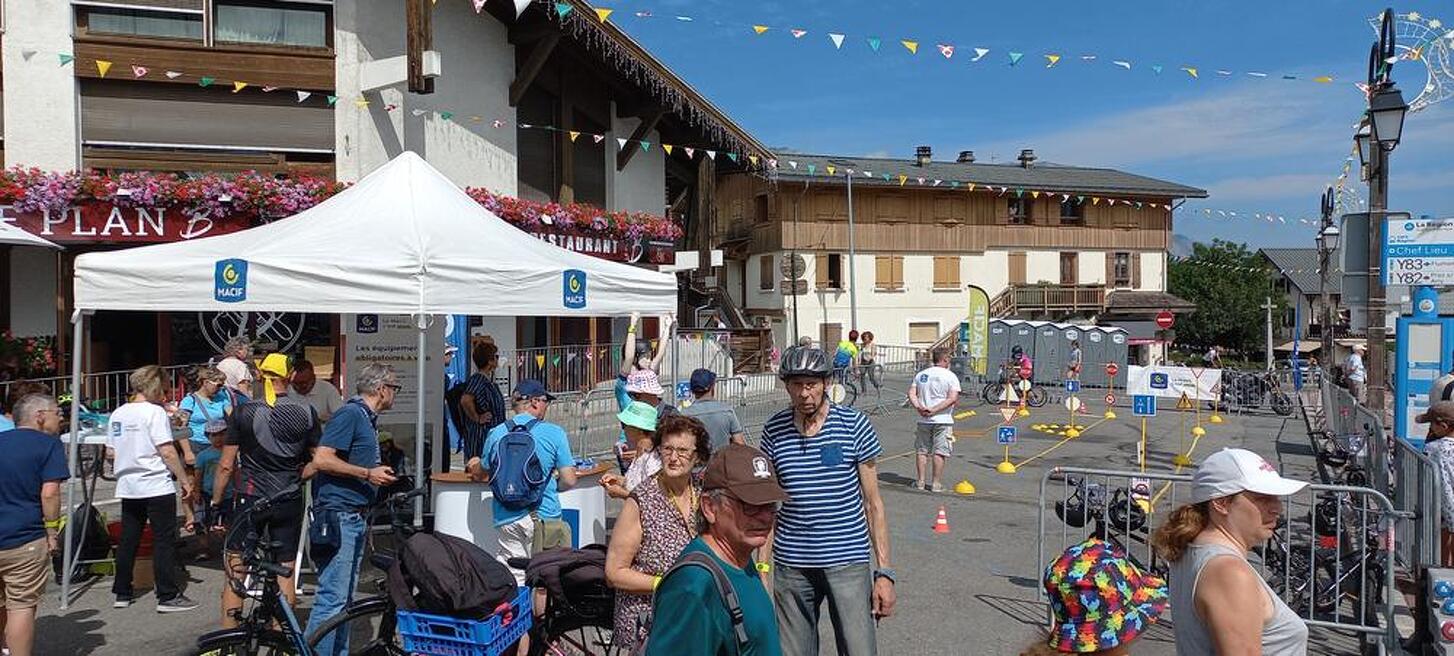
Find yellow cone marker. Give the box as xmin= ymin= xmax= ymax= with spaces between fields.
xmin=1191 ymin=425 xmax=1207 ymax=438
xmin=1018 ymin=407 xmax=1030 ymax=417
xmin=997 ymin=461 xmax=1018 ymax=474
xmin=1104 ymin=410 xmax=1117 ymax=420
xmin=1209 ymin=414 xmax=1224 ymax=424
xmin=954 ymin=480 xmax=976 ymax=495
xmin=1064 ymin=428 xmax=1081 ymax=438
xmin=1172 ymin=453 xmax=1193 ymax=467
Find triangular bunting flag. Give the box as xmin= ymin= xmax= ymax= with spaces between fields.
xmin=806 ymin=164 xmax=816 ymax=174
xmin=411 ymin=109 xmax=427 ymax=116
xmin=354 ymin=98 xmax=370 ymax=108
xmin=882 ymin=174 xmax=891 ymax=181
xmin=568 ymin=131 xmax=581 ymax=142
xmin=1045 ymin=54 xmax=1061 ymax=68
xmin=639 ymin=141 xmax=651 ymax=152
xmin=58 ymin=54 xmax=74 ymax=66
xmin=473 ymin=0 xmax=487 ymax=13
xmin=788 ymin=160 xmax=798 ymax=169
xmin=593 ymin=134 xmax=605 ymax=143
xmin=1077 ymin=196 xmax=1085 ymax=203
xmin=165 ymin=70 xmax=184 ymax=79
xmin=1061 ymin=194 xmax=1070 ymax=201
xmin=829 ymin=33 xmax=845 ymax=49
xmin=328 ymin=96 xmax=341 ymax=106
xmin=1092 ymin=197 xmax=1101 ymax=205
xmin=933 ymin=179 xmax=942 ymax=186
xmin=917 ymin=177 xmax=925 ymax=185
xmin=1031 ymin=191 xmax=1040 ymax=199
xmin=554 ymin=2 xmax=571 ymax=18
xmin=727 ymin=153 xmax=739 ymax=163
xmin=535 ymin=354 xmax=545 ymax=368
xmin=1312 ymin=76 xmax=1333 ymax=83
xmin=826 ymin=165 xmax=836 ymax=176
xmin=1113 ymin=60 xmax=1132 ymax=70
xmin=1182 ymin=67 xmax=1198 ymax=79
xmin=232 ymin=81 xmax=248 ymax=93
xmin=261 ymin=86 xmax=278 ymax=92
xmin=616 ymin=138 xmax=629 ymax=150
xmin=937 ymin=44 xmax=954 ymax=59
xmin=131 ymin=65 xmax=148 ymax=78
xmin=1151 ymin=65 xmax=1163 ymax=74
xmin=513 ymin=0 xmax=531 ymax=17
xmin=706 ymin=150 xmax=717 ymax=160
xmin=753 ymin=25 xmax=769 ymax=35
xmin=867 ymin=37 xmax=882 ymax=52
xmin=1014 ymin=188 xmax=1024 ymax=197
xmin=898 ymin=174 xmax=908 ymax=186
xmin=96 ymin=60 xmax=113 ymax=77
xmin=966 ymin=183 xmax=976 ymax=191
xmin=749 ymin=155 xmax=759 ymax=167
xmin=972 ymin=47 xmax=989 ymax=62
xmin=20 ymin=50 xmax=36 ymax=61
xmin=791 ymin=29 xmax=807 ymax=39
xmin=662 ymin=144 xmax=673 ymax=154
xmin=594 ymin=7 xmax=612 ymax=22
xmin=684 ymin=147 xmax=695 ymax=158
xmin=296 ymin=90 xmax=311 ymax=102
xmin=199 ymin=76 xmax=215 ymax=87
xmin=1008 ymin=52 xmax=1024 ymax=66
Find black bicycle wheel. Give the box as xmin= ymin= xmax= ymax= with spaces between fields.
xmin=1027 ymin=386 xmax=1049 ymax=408
xmin=982 ymin=383 xmax=1004 ymax=406
xmin=305 ymin=596 xmax=405 ymax=655
xmin=193 ymin=630 xmax=301 ymax=655
xmin=527 ymin=623 xmax=614 ymax=656
xmin=1271 ymin=392 xmax=1294 ymax=416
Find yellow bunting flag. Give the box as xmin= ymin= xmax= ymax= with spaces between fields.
xmin=1092 ymin=197 xmax=1101 ymax=205
xmin=1313 ymin=76 xmax=1333 ymax=83
xmin=753 ymin=25 xmax=769 ymax=35
xmin=355 ymin=98 xmax=371 ymax=108
xmin=748 ymin=155 xmax=759 ymax=167
xmin=595 ymin=8 xmax=613 ymax=22
xmin=1183 ymin=67 xmax=1199 ymax=79
xmin=535 ymin=354 xmax=546 ymax=369
xmin=96 ymin=60 xmax=113 ymax=77
xmin=898 ymin=174 xmax=908 ymax=186
xmin=568 ymin=131 xmax=581 ymax=142
xmin=1031 ymin=191 xmax=1040 ymax=199
xmin=1045 ymin=54 xmax=1061 ymax=68
xmin=966 ymin=183 xmax=976 ymax=192
xmin=826 ymin=165 xmax=836 ymax=176
xmin=233 ymin=81 xmax=248 ymax=93
xmin=901 ymin=40 xmax=919 ymax=54
xmin=663 ymin=144 xmax=673 ymax=155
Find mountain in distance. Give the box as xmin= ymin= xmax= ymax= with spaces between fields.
xmin=1171 ymin=233 xmax=1195 ymax=258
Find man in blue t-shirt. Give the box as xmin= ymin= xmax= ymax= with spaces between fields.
xmin=466 ymin=380 xmax=578 ymax=585
xmin=759 ymin=346 xmax=895 ymax=656
xmin=304 ymin=364 xmax=400 ymax=656
xmin=0 ymin=393 xmax=68 ymax=656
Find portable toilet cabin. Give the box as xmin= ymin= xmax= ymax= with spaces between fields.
xmin=988 ymin=319 xmax=1013 ymax=375
xmin=1104 ymin=327 xmax=1130 ymax=388
xmin=1009 ymin=320 xmax=1037 ymax=368
xmin=1034 ymin=322 xmax=1063 ymax=384
xmin=1081 ymin=327 xmax=1110 ymax=388
xmin=1062 ymin=324 xmax=1086 ymax=385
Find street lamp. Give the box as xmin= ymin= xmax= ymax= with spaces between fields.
xmin=1354 ymin=121 xmax=1372 ymax=171
xmin=1369 ymin=83 xmax=1409 ymax=150
xmin=1321 ymin=222 xmax=1341 ymax=253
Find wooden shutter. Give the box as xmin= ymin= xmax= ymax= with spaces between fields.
xmin=1060 ymin=253 xmax=1079 ymax=285
xmin=875 ymin=256 xmax=891 ymax=289
xmin=759 ymin=255 xmax=774 ymax=291
xmin=892 ymin=257 xmax=904 ymax=289
xmin=909 ymin=322 xmax=940 ymax=345
xmin=1105 ymin=252 xmax=1116 ymax=286
xmin=933 ymin=256 xmax=960 ymax=288
xmin=816 ymin=254 xmax=831 ymax=288
xmin=1132 ymin=252 xmax=1143 ymax=288
xmin=1009 ymin=252 xmax=1027 ymax=285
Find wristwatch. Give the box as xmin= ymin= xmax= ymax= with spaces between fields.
xmin=873 ymin=568 xmax=896 ymax=584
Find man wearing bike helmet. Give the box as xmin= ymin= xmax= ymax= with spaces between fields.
xmin=759 ymin=346 xmax=894 ymax=656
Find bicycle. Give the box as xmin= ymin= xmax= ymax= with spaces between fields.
xmin=1052 ymin=476 xmax=1168 ymax=580
xmin=504 ymin=551 xmax=616 ymax=656
xmin=831 ymin=365 xmax=860 ymax=408
xmin=193 ymin=484 xmax=311 ymax=655
xmin=981 ymin=365 xmax=1048 ymax=408
xmin=1261 ymin=496 xmax=1387 ymax=626
xmin=1221 ymin=370 xmax=1294 ymax=416
xmin=302 ymin=484 xmax=427 ymax=655
xmin=1310 ymin=430 xmax=1369 ymax=486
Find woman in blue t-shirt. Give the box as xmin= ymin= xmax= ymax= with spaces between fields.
xmin=177 ymin=366 xmax=232 ymax=467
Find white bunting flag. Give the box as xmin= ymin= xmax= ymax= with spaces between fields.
xmin=617 ymin=138 xmax=629 ymax=150
xmin=1113 ymin=60 xmax=1132 ymax=70
xmin=297 ymin=90 xmax=312 ymax=102
xmin=706 ymin=150 xmax=717 ymax=160
xmin=165 ymin=71 xmax=185 ymax=79
xmin=513 ymin=0 xmax=531 ymax=17
xmin=684 ymin=147 xmax=695 ymax=158
xmin=972 ymin=47 xmax=990 ymax=62
xmin=473 ymin=0 xmax=487 ymax=13
xmin=828 ymin=33 xmax=845 ymax=49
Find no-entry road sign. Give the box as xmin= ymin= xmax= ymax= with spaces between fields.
xmin=1155 ymin=310 xmax=1176 ymax=330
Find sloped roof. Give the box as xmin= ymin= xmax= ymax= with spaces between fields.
xmin=1260 ymin=248 xmax=1341 ymax=296
xmin=1105 ymin=290 xmax=1197 ymax=311
xmin=768 ymin=152 xmax=1208 ymax=199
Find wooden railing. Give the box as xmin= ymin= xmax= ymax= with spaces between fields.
xmin=990 ymin=284 xmax=1108 ymax=318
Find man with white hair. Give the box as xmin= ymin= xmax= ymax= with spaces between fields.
xmin=1345 ymin=343 xmax=1368 ymax=403
xmin=216 ymin=337 xmax=254 ymax=404
xmin=0 ymin=394 xmax=67 ymax=656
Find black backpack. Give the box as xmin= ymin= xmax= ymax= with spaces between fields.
xmin=632 ymin=551 xmax=749 ymax=656
xmin=51 ymin=501 xmax=112 ymax=584
xmin=386 ymin=532 xmax=517 ymax=619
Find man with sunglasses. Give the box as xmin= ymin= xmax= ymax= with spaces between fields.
xmin=758 ymin=346 xmax=895 ymax=656
xmin=305 ymin=363 xmax=400 ymax=656
xmin=645 ymin=443 xmax=787 ymax=655
xmin=0 ymin=394 xmax=67 ymax=656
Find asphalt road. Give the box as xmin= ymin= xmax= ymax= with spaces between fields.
xmin=31 ymin=391 xmax=1381 ymax=655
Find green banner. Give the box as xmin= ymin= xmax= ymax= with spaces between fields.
xmin=967 ymin=285 xmax=990 ymax=375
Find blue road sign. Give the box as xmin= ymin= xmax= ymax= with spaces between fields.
xmin=1065 ymin=380 xmax=1081 ymax=393
xmin=1149 ymin=373 xmax=1169 ymax=390
xmin=997 ymin=426 xmax=1017 ymax=445
xmin=676 ymin=381 xmax=692 ymax=401
xmin=1132 ymin=395 xmax=1157 ymax=417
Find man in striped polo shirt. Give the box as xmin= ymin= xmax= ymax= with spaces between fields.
xmin=758 ymin=345 xmax=896 ymax=656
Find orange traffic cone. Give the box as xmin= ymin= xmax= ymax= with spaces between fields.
xmin=932 ymin=505 xmax=950 ymax=534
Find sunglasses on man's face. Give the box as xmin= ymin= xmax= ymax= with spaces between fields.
xmin=383 ymin=383 xmax=403 ymax=392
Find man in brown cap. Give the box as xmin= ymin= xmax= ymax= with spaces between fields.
xmin=1418 ymin=401 xmax=1454 ymax=564
xmin=643 ymin=444 xmax=786 ymax=655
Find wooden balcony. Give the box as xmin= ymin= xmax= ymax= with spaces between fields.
xmin=991 ymin=284 xmax=1108 ymax=318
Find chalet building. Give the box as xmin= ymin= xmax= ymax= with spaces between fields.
xmin=1260 ymin=247 xmax=1347 ymax=353
xmin=713 ymin=146 xmax=1208 ymax=365
xmin=0 ymin=0 xmax=767 ymax=377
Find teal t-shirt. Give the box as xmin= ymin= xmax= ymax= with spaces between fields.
xmin=179 ymin=391 xmax=232 ymax=445
xmin=194 ymin=444 xmax=231 ymax=497
xmin=645 ymin=538 xmax=781 ymax=656
xmin=482 ymin=414 xmax=574 ymax=527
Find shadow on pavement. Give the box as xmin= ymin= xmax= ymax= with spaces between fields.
xmin=36 ymin=608 xmax=107 ymax=655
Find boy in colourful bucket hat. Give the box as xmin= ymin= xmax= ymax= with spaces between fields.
xmin=1022 ymin=538 xmax=1169 ymax=655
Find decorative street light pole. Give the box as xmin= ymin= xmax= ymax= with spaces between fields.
xmin=1362 ymin=8 xmax=1410 ymax=418
xmin=1316 ymin=186 xmax=1340 ymax=363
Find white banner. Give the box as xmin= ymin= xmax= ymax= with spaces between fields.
xmin=343 ymin=314 xmax=445 ymax=454
xmin=1126 ymin=365 xmax=1223 ymax=401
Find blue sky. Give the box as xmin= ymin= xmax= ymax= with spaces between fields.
xmin=601 ymin=0 xmax=1454 ymax=248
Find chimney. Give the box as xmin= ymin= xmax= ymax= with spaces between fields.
xmin=915 ymin=145 xmax=932 ymax=167
xmin=1018 ymin=149 xmax=1037 ymax=168
xmin=956 ymin=150 xmax=975 ymax=164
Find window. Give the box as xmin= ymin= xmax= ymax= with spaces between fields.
xmin=909 ymin=322 xmax=941 ymax=346
xmin=759 ymin=255 xmax=775 ymax=291
xmin=78 ymin=6 xmax=204 ymax=41
xmin=816 ymin=253 xmax=844 ymax=290
xmin=215 ymin=1 xmax=331 ymax=48
xmin=933 ymin=256 xmax=960 ymax=289
xmin=1059 ymin=199 xmax=1085 ymax=225
xmin=1008 ymin=198 xmax=1031 ymax=224
xmin=1060 ymin=253 xmax=1078 ymax=285
xmin=1112 ymin=252 xmax=1132 ymax=287
xmin=754 ymin=194 xmax=769 ymax=224
xmin=874 ymin=256 xmax=904 ymax=291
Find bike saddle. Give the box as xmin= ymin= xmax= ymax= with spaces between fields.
xmin=506 ymin=557 xmax=531 ymax=570
xmin=1055 ymin=499 xmax=1089 ymax=528
xmin=1106 ymin=493 xmax=1147 ymax=533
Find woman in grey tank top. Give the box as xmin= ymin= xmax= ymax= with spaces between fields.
xmin=1150 ymin=448 xmax=1310 ymax=655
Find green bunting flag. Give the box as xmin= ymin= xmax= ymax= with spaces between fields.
xmin=555 ymin=2 xmax=572 ymax=17
xmin=1008 ymin=52 xmax=1024 ymax=66
xmin=58 ymin=54 xmax=75 ymax=66
xmin=199 ymin=76 xmax=215 ymax=87
xmin=867 ymin=37 xmax=881 ymax=52
xmin=327 ymin=95 xmax=340 ymax=106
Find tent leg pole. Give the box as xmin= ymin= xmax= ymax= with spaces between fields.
xmin=61 ymin=311 xmax=85 ymax=609
xmin=415 ymin=318 xmax=427 ymax=526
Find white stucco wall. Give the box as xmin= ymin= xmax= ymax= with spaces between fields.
xmin=9 ymin=247 xmax=57 ymax=337
xmin=1025 ymin=251 xmax=1060 ymax=285
xmin=605 ymin=102 xmax=665 ymax=214
xmin=334 ymin=1 xmax=517 ymax=189
xmin=1140 ymin=252 xmax=1166 ymax=291
xmin=965 ymin=251 xmax=1008 ymax=297
xmin=1079 ymin=252 xmax=1107 ymax=285
xmin=2 ymin=0 xmax=80 ymax=169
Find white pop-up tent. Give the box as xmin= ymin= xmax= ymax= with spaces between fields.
xmin=0 ymin=223 xmax=63 ymax=249
xmin=62 ymin=151 xmax=676 ymax=604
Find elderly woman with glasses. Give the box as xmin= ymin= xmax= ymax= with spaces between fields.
xmin=605 ymin=414 xmax=712 ymax=652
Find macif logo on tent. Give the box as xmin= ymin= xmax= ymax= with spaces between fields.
xmin=563 ymin=269 xmax=587 ymax=309
xmin=214 ymin=259 xmax=248 ymax=303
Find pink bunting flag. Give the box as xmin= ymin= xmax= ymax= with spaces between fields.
xmin=473 ymin=0 xmax=487 ymax=12
xmin=937 ymin=44 xmax=955 ymax=59
xmin=131 ymin=65 xmax=148 ymax=78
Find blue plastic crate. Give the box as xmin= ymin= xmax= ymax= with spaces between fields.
xmin=397 ymin=587 xmax=533 ymax=656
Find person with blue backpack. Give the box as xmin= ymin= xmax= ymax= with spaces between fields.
xmin=465 ymin=379 xmax=579 ymax=584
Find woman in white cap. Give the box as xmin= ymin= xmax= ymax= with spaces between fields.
xmin=1150 ymin=448 xmax=1309 ymax=655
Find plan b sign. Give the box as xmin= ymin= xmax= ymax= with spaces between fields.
xmin=1382 ymin=215 xmax=1454 ymax=286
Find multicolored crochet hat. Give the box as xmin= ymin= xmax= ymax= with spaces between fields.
xmin=1043 ymin=538 xmax=1169 ymax=653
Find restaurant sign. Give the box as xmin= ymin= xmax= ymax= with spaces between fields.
xmin=0 ymin=203 xmax=248 ymax=244
xmin=530 ymin=230 xmax=675 ymax=265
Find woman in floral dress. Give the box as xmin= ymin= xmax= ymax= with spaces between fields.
xmin=604 ymin=414 xmax=712 ymax=651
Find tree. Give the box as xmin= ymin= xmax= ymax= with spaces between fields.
xmin=1168 ymin=239 xmax=1286 ymax=360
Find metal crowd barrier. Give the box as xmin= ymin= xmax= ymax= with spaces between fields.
xmin=1038 ymin=466 xmax=1400 ymax=653
xmin=2 ymin=362 xmax=197 ymax=412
